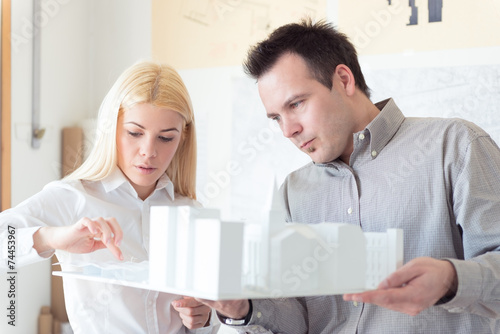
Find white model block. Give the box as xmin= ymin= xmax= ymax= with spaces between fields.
xmin=150 ymin=206 xmax=222 ymax=290
xmin=315 ymin=224 xmax=366 ymax=293
xmin=364 ymin=229 xmax=404 ymax=289
xmin=175 ymin=206 xmax=194 ymax=289
xmin=242 ymin=223 xmax=263 ymax=289
xmin=387 ymin=228 xmax=404 ymax=273
xmin=192 ymin=219 xmax=244 ymax=295
xmin=269 ymin=223 xmax=366 ymax=295
xmin=149 ymin=206 xmax=178 ymax=288
xmin=274 ymin=225 xmax=326 ymax=295
xmin=148 ymin=203 xmax=403 ymax=299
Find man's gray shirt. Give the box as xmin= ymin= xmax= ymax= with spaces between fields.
xmin=232 ymin=98 xmax=500 ymax=333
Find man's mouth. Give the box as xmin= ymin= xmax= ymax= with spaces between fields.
xmin=300 ymin=139 xmax=314 ymax=149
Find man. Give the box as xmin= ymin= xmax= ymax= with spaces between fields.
xmin=200 ymin=19 xmax=500 ymax=333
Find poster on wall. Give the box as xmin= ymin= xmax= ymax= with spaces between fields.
xmin=337 ymin=0 xmax=500 ymax=55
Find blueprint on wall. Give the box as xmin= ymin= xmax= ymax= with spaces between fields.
xmin=365 ymin=64 xmax=500 ymax=146
xmin=229 ymin=76 xmax=310 ymax=222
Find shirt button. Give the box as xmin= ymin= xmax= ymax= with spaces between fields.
xmin=347 ymin=207 xmax=353 ymax=215
xmin=371 ymin=150 xmax=377 ymax=157
xmin=359 ymin=133 xmax=365 ymax=140
xmin=256 ymin=311 xmax=262 ymax=318
xmin=353 ymin=301 xmax=359 ymax=307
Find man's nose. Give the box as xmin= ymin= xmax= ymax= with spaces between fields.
xmin=281 ymin=118 xmax=301 ymax=138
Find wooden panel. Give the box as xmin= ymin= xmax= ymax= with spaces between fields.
xmin=61 ymin=127 xmax=83 ymax=177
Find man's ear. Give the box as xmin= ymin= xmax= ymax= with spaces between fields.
xmin=333 ymin=64 xmax=356 ymax=96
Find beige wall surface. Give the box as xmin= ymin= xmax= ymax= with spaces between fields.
xmin=152 ymin=0 xmax=327 ymax=69
xmin=338 ymin=0 xmax=500 ymax=55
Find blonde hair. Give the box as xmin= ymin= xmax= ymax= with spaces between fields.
xmin=66 ymin=60 xmax=197 ymax=200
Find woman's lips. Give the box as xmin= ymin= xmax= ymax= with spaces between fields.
xmin=136 ymin=165 xmax=157 ymax=175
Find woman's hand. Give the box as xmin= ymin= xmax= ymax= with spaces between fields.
xmin=33 ymin=217 xmax=123 ymax=260
xmin=172 ymin=296 xmax=212 ymax=329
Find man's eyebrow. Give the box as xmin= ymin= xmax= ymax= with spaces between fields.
xmin=266 ymin=112 xmax=279 ymax=119
xmin=125 ymin=122 xmax=179 ymax=132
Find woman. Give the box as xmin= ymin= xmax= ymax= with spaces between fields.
xmin=0 ymin=61 xmax=217 ymax=333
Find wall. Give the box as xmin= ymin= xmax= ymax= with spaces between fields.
xmin=1 ymin=1 xmax=151 ymax=333
xmin=153 ymin=0 xmax=328 ymax=219
xmin=87 ymin=0 xmax=152 ymax=114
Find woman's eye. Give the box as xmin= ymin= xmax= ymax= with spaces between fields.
xmin=159 ymin=136 xmax=174 ymax=143
xmin=127 ymin=131 xmax=141 ymax=137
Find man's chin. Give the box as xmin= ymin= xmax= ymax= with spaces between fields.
xmin=310 ymin=154 xmax=337 ymax=164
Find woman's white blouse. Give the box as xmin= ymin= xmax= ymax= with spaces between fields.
xmin=0 ymin=168 xmax=218 ymax=334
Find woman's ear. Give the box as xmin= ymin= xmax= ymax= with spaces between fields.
xmin=333 ymin=64 xmax=356 ymax=96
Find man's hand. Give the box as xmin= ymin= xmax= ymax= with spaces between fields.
xmin=172 ymin=297 xmax=212 ymax=329
xmin=33 ymin=217 xmax=123 ymax=260
xmin=343 ymin=257 xmax=457 ymax=316
xmin=196 ymin=299 xmax=250 ymax=320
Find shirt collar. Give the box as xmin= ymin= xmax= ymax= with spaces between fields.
xmin=364 ymin=98 xmax=405 ymax=159
xmin=156 ymin=173 xmax=175 ymax=200
xmin=101 ymin=167 xmax=175 ymax=201
xmin=318 ymin=98 xmax=405 ymax=168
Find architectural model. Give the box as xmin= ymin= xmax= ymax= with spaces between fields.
xmin=149 ymin=190 xmax=404 ymax=300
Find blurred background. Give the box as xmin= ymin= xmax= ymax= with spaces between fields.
xmin=0 ymin=0 xmax=499 ymax=332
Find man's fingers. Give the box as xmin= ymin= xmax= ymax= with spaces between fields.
xmin=194 ymin=298 xmax=213 ymax=307
xmin=177 ymin=311 xmax=211 ymax=329
xmin=194 ymin=298 xmax=250 ymax=319
xmin=344 ymin=258 xmax=457 ymax=317
xmin=343 ymin=286 xmax=422 ymax=316
xmin=378 ymin=260 xmax=421 ymax=289
xmin=173 ymin=297 xmax=212 ymax=329
xmin=173 ymin=296 xmax=204 ymax=308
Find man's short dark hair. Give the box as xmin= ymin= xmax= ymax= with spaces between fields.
xmin=243 ymin=18 xmax=371 ymax=98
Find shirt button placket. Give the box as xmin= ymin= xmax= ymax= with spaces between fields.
xmin=145 ymin=291 xmax=159 ymax=333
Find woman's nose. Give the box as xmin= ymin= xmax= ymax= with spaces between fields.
xmin=140 ymin=138 xmax=157 ymax=158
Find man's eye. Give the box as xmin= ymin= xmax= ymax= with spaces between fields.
xmin=272 ymin=115 xmax=281 ymax=122
xmin=291 ymin=101 xmax=301 ymax=109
